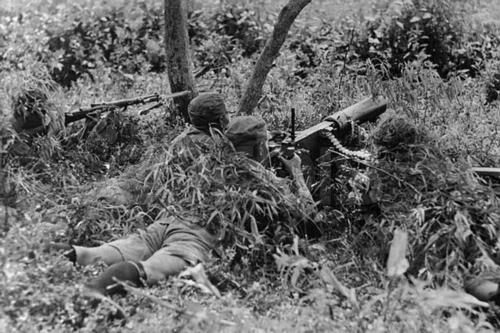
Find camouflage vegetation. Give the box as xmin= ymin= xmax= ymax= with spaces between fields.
xmin=1 ymin=0 xmax=500 ymax=331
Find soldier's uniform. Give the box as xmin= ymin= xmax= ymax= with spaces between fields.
xmin=76 ymin=105 xmax=313 ymax=295
xmin=71 ymin=93 xmax=229 ymax=294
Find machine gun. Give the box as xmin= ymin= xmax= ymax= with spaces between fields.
xmin=268 ymin=95 xmax=388 ymax=202
xmin=270 ymin=95 xmax=387 ymax=162
xmin=296 ymin=95 xmax=387 ymax=161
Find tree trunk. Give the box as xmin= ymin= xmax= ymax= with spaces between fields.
xmin=238 ymin=0 xmax=312 ymax=115
xmin=164 ymin=0 xmax=197 ymax=121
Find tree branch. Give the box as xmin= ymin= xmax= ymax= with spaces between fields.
xmin=238 ymin=0 xmax=312 ymax=115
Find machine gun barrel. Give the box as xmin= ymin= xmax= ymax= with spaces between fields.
xmin=294 ymin=95 xmax=387 ymax=161
xmin=295 ymin=95 xmax=387 ymax=144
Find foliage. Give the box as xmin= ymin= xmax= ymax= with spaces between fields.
xmin=331 ymin=0 xmax=500 ymax=78
xmin=43 ymin=3 xmax=165 ymax=87
xmin=188 ymin=3 xmax=275 ymax=80
xmin=121 ymin=133 xmax=315 ymax=265
xmin=486 ymin=72 xmax=500 ymax=103
xmin=0 ymin=1 xmax=273 ymax=88
xmin=1 ymin=0 xmax=500 ymax=332
xmin=1 ymin=1 xmax=165 ymax=87
xmin=211 ymin=3 xmax=267 ymax=57
xmin=369 ymin=119 xmax=499 ymax=284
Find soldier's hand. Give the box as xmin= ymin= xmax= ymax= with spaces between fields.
xmin=279 ymin=153 xmax=302 ymax=173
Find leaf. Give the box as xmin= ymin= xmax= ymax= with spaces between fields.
xmin=421 ymin=288 xmax=490 ymax=311
xmin=179 ymin=264 xmax=221 ymax=298
xmin=364 ymin=15 xmax=376 ymax=22
xmin=273 ymin=249 xmax=311 ymax=290
xmin=249 ymin=215 xmax=263 ymax=245
xmin=374 ymin=28 xmax=384 ymax=39
xmin=412 ymin=206 xmax=426 ymax=224
xmin=83 ymin=285 xmax=128 ymax=318
xmin=292 ymin=234 xmax=300 ymax=256
xmin=273 ymin=249 xmax=309 ymax=273
xmin=410 ymin=16 xmax=421 ymax=23
xmin=290 ymin=266 xmax=302 ymax=290
xmin=387 ymin=228 xmax=409 ymax=278
xmin=453 ymin=211 xmax=472 ymax=243
xmin=317 ymin=266 xmax=358 ymax=308
xmin=41 ymin=113 xmax=51 ymax=127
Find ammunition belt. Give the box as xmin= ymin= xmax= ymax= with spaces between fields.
xmin=321 ymin=129 xmax=372 ymax=161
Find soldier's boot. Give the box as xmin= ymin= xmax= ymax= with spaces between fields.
xmin=464 ymin=276 xmax=500 ymax=305
xmin=86 ymin=261 xmax=146 ymax=296
xmin=44 ymin=242 xmax=77 ymax=263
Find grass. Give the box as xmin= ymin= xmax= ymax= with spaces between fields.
xmin=1 ymin=0 xmax=500 ymax=332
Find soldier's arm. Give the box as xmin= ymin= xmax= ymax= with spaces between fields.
xmin=279 ymin=154 xmax=315 ymax=205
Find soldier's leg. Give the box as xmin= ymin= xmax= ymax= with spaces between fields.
xmin=73 ymin=244 xmax=124 ymax=266
xmin=140 ymin=221 xmax=216 ymax=284
xmin=73 ymin=218 xmax=171 ymax=266
xmin=86 ymin=261 xmax=147 ymax=295
xmin=141 ymin=250 xmax=189 ymax=284
xmin=72 ymin=233 xmax=153 ymax=266
xmin=84 ymin=218 xmax=173 ymax=294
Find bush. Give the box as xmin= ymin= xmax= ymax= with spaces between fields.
xmin=189 ymin=4 xmax=270 ymax=78
xmin=212 ymin=4 xmax=266 ymax=57
xmin=121 ymin=134 xmax=314 ymax=267
xmin=0 ymin=2 xmax=166 ymax=88
xmin=43 ymin=5 xmax=165 ymax=87
xmin=0 ymin=2 xmax=270 ymax=88
xmin=340 ymin=0 xmax=499 ymax=78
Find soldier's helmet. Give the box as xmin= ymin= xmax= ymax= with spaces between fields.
xmin=188 ymin=93 xmax=229 ymax=132
xmin=225 ymin=116 xmax=269 ymax=163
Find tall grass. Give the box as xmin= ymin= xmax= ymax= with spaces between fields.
xmin=1 ymin=0 xmax=500 ymax=332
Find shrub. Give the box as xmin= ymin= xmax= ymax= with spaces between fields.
xmin=121 ymin=134 xmax=314 ymax=268
xmin=212 ymin=3 xmax=266 ymax=57
xmin=188 ymin=4 xmax=273 ymax=78
xmin=485 ymin=72 xmax=500 ymax=103
xmin=187 ymin=10 xmax=209 ymax=47
xmin=340 ymin=0 xmax=498 ymax=78
xmin=43 ymin=5 xmax=165 ymax=87
xmin=193 ymin=34 xmax=237 ymax=79
xmin=0 ymin=2 xmax=168 ymax=87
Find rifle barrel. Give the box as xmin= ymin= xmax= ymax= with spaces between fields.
xmin=90 ymin=94 xmax=160 ymax=108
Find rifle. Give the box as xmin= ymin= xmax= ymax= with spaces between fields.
xmin=471 ymin=167 xmax=500 ymax=178
xmin=64 ymin=90 xmax=190 ymax=124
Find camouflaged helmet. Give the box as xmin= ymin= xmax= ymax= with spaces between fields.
xmin=225 ymin=116 xmax=268 ymax=146
xmin=188 ymin=93 xmax=228 ymax=131
xmin=225 ymin=116 xmax=270 ymax=163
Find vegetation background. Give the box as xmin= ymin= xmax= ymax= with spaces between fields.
xmin=1 ymin=0 xmax=500 ymax=331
